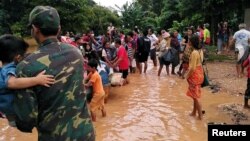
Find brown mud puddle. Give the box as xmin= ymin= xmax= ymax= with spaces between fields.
xmin=1 ymin=62 xmax=249 ymax=141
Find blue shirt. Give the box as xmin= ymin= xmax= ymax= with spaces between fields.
xmin=0 ymin=62 xmax=16 ymax=115
xmin=177 ymin=33 xmax=182 ymax=44
xmin=97 ymin=60 xmax=110 ymax=86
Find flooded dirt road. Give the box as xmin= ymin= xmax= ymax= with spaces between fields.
xmin=0 ymin=62 xmax=248 ymax=141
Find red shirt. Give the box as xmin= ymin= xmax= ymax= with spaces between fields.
xmin=82 ymin=35 xmax=90 ymax=42
xmin=243 ymin=57 xmax=250 ymax=78
xmin=117 ymin=45 xmax=129 ymax=70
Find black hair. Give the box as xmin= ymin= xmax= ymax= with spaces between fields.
xmin=199 ymin=24 xmax=204 ymax=30
xmin=32 ymin=21 xmax=59 ymax=36
xmin=103 ymin=40 xmax=110 ymax=47
xmin=134 ymin=28 xmax=139 ymax=34
xmin=149 ymin=28 xmax=154 ymax=33
xmin=187 ymin=27 xmax=194 ymax=34
xmin=39 ymin=28 xmax=59 ymax=36
xmin=0 ymin=34 xmax=29 ymax=63
xmin=114 ymin=38 xmax=121 ymax=45
xmin=143 ymin=29 xmax=148 ymax=36
xmin=189 ymin=34 xmax=201 ymax=49
xmin=126 ymin=31 xmax=134 ymax=37
xmin=87 ymin=59 xmax=98 ymax=69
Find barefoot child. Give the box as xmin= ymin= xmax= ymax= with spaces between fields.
xmin=178 ymin=42 xmax=193 ymax=79
xmin=242 ymin=54 xmax=250 ymax=108
xmin=0 ymin=34 xmax=55 ymax=126
xmin=85 ymin=59 xmax=106 ymax=122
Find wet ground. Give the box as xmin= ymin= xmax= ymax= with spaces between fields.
xmin=1 ymin=62 xmax=249 ymax=141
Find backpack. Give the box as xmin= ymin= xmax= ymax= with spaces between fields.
xmin=137 ymin=37 xmax=151 ymax=53
xmin=143 ymin=37 xmax=151 ymax=52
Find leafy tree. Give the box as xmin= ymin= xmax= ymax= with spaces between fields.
xmin=0 ymin=0 xmax=121 ymax=36
xmin=159 ymin=0 xmax=181 ymax=29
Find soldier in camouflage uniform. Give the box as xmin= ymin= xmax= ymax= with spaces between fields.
xmin=13 ymin=6 xmax=95 ymax=141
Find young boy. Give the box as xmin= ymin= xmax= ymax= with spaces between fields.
xmin=242 ymin=54 xmax=250 ymax=108
xmin=0 ymin=34 xmax=55 ymax=126
xmin=97 ymin=60 xmax=111 ymax=103
xmin=85 ymin=59 xmax=106 ymax=122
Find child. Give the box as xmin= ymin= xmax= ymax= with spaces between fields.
xmin=242 ymin=54 xmax=250 ymax=108
xmin=178 ymin=42 xmax=193 ymax=79
xmin=97 ymin=60 xmax=111 ymax=103
xmin=85 ymin=59 xmax=106 ymax=122
xmin=0 ymin=34 xmax=55 ymax=126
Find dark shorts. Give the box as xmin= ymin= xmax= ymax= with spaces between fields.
xmin=150 ymin=48 xmax=157 ymax=60
xmin=119 ymin=69 xmax=129 ymax=79
xmin=245 ymin=78 xmax=250 ymax=99
xmin=136 ymin=52 xmax=149 ymax=63
xmin=235 ymin=47 xmax=249 ymax=64
xmin=159 ymin=57 xmax=170 ymax=66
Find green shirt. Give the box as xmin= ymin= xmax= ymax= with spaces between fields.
xmin=204 ymin=28 xmax=210 ymax=42
xmin=13 ymin=38 xmax=95 ymax=141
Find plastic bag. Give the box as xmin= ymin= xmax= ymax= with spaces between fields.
xmin=110 ymin=73 xmax=123 ymax=86
xmin=132 ymin=59 xmax=136 ymax=67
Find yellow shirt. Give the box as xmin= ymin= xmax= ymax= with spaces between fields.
xmin=186 ymin=50 xmax=203 ymax=78
xmin=89 ymin=71 xmax=105 ymax=94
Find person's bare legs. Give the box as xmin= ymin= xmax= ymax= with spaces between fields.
xmin=236 ymin=64 xmax=241 ymax=78
xmin=138 ymin=63 xmax=142 ymax=74
xmin=104 ymin=86 xmax=110 ymax=104
xmin=195 ymin=98 xmax=203 ymax=120
xmin=244 ymin=98 xmax=250 ymax=109
xmin=178 ymin=63 xmax=183 ymax=76
xmin=241 ymin=66 xmax=245 ymax=77
xmin=136 ymin=61 xmax=140 ymax=74
xmin=189 ymin=98 xmax=197 ymax=117
xmin=166 ymin=65 xmax=170 ymax=76
xmin=144 ymin=62 xmax=148 ymax=73
xmin=158 ymin=65 xmax=163 ymax=76
xmin=101 ymin=107 xmax=106 ymax=117
xmin=91 ymin=111 xmax=96 ymax=122
xmin=153 ymin=58 xmax=157 ymax=67
xmin=181 ymin=69 xmax=187 ymax=79
xmin=171 ymin=66 xmax=176 ymax=75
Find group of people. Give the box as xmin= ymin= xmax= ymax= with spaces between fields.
xmin=0 ymin=4 xmax=250 ymax=141
xmin=59 ymin=23 xmax=212 ymax=122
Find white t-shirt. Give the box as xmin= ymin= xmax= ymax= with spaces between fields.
xmin=102 ymin=49 xmax=107 ymax=57
xmin=147 ymin=34 xmax=159 ymax=50
xmin=233 ymin=29 xmax=250 ymax=49
xmin=107 ymin=26 xmax=114 ymax=34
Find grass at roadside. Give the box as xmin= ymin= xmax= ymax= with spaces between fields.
xmin=206 ymin=45 xmax=235 ymax=62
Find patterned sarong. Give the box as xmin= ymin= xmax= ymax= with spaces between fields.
xmin=186 ymin=66 xmax=204 ymax=99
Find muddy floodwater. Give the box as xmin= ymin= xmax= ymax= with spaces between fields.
xmin=0 ymin=62 xmax=248 ymax=141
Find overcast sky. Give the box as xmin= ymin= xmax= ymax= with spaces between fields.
xmin=94 ymin=0 xmax=133 ymax=9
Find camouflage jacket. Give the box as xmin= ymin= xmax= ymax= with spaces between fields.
xmin=13 ymin=38 xmax=95 ymax=141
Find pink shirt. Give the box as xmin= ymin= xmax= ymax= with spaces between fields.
xmin=117 ymin=45 xmax=129 ymax=70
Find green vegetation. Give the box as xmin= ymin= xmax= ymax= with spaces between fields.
xmin=0 ymin=0 xmax=249 ymax=40
xmin=0 ymin=0 xmax=121 ymax=36
xmin=206 ymin=46 xmax=235 ymax=62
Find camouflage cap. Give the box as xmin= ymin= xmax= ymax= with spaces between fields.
xmin=28 ymin=6 xmax=60 ymax=29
